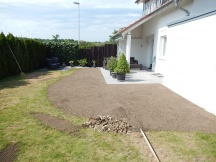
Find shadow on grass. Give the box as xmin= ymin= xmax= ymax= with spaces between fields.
xmin=0 ymin=75 xmax=29 ymax=90
xmin=0 ymin=70 xmax=52 ymax=90
xmin=24 ymin=69 xmax=50 ymax=80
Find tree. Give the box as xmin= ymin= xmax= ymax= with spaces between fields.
xmin=0 ymin=32 xmax=9 ymax=77
xmin=108 ymin=29 xmax=118 ymax=43
xmin=108 ymin=27 xmax=125 ymax=43
xmin=52 ymin=34 xmax=60 ymax=42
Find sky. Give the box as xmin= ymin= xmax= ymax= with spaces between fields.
xmin=0 ymin=0 xmax=143 ymax=42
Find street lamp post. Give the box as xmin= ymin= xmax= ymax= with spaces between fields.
xmin=73 ymin=2 xmax=80 ymax=45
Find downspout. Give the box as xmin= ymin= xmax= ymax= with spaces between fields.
xmin=174 ymin=0 xmax=190 ymax=16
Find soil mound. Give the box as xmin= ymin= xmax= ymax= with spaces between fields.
xmin=104 ymin=107 xmax=127 ymax=120
xmin=33 ymin=113 xmax=80 ymax=135
xmin=0 ymin=144 xmax=18 ymax=162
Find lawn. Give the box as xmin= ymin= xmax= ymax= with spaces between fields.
xmin=0 ymin=68 xmax=216 ymax=162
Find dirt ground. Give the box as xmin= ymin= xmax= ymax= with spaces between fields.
xmin=33 ymin=113 xmax=80 ymax=136
xmin=48 ymin=68 xmax=216 ymax=133
xmin=0 ymin=144 xmax=17 ymax=162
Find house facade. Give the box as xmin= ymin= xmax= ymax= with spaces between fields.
xmin=113 ymin=0 xmax=216 ymax=115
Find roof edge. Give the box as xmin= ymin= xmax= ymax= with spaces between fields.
xmin=113 ymin=0 xmax=174 ymax=40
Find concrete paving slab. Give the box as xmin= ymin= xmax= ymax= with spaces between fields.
xmin=100 ymin=68 xmax=163 ymax=84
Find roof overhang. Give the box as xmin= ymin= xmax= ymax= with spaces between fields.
xmin=135 ymin=0 xmax=148 ymax=4
xmin=113 ymin=0 xmax=174 ymax=40
xmin=112 ymin=33 xmax=123 ymax=40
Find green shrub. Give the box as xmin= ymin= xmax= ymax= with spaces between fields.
xmin=114 ymin=53 xmax=130 ymax=74
xmin=0 ymin=32 xmax=9 ymax=78
xmin=69 ymin=60 xmax=74 ymax=64
xmin=45 ymin=42 xmax=79 ymax=65
xmin=78 ymin=58 xmax=87 ymax=67
xmin=0 ymin=32 xmax=46 ymax=79
xmin=107 ymin=56 xmax=118 ymax=72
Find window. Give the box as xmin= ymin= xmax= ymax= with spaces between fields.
xmin=147 ymin=4 xmax=150 ymax=14
xmin=160 ymin=36 xmax=167 ymax=58
xmin=160 ymin=0 xmax=168 ymax=4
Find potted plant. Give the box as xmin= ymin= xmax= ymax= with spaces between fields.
xmin=69 ymin=60 xmax=74 ymax=67
xmin=107 ymin=56 xmax=118 ymax=78
xmin=114 ymin=53 xmax=130 ymax=81
xmin=92 ymin=60 xmax=96 ymax=68
xmin=78 ymin=58 xmax=87 ymax=67
xmin=107 ymin=56 xmax=118 ymax=76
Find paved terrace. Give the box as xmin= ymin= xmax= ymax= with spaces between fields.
xmin=41 ymin=66 xmax=163 ymax=85
xmin=100 ymin=68 xmax=163 ymax=84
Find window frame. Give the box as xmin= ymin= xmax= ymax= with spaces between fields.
xmin=159 ymin=35 xmax=167 ymax=58
xmin=157 ymin=27 xmax=168 ymax=60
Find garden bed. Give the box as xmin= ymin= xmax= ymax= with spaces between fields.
xmin=48 ymin=68 xmax=216 ymax=133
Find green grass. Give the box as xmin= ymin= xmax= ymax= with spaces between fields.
xmin=1 ymin=69 xmax=216 ymax=162
xmin=195 ymin=132 xmax=216 ymax=158
xmin=0 ymin=69 xmax=143 ymax=162
xmin=147 ymin=131 xmax=216 ymax=161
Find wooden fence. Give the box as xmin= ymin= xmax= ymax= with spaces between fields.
xmin=79 ymin=44 xmax=117 ymax=67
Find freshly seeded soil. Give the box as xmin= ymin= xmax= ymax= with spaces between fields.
xmin=48 ymin=68 xmax=216 ymax=133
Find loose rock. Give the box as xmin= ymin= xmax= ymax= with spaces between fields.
xmin=83 ymin=115 xmax=136 ymax=134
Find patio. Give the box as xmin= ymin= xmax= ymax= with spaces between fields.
xmin=100 ymin=68 xmax=163 ymax=84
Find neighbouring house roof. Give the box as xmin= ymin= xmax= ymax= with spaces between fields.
xmin=113 ymin=0 xmax=173 ymax=40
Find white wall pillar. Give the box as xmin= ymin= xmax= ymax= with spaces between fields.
xmin=126 ymin=32 xmax=131 ymax=64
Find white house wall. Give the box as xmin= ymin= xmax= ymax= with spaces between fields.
xmin=191 ymin=0 xmax=216 ymax=16
xmin=117 ymin=0 xmax=193 ymax=68
xmin=117 ymin=0 xmax=216 ymax=115
xmin=120 ymin=0 xmax=216 ymax=70
xmin=131 ymin=25 xmax=143 ymax=39
xmin=163 ymin=14 xmax=216 ymax=115
xmin=117 ymin=39 xmax=126 ymax=57
xmin=130 ymin=39 xmax=144 ymax=65
xmin=141 ymin=0 xmax=193 ymax=72
xmin=117 ymin=39 xmax=143 ymax=65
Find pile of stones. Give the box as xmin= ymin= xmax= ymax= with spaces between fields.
xmin=83 ymin=115 xmax=135 ymax=134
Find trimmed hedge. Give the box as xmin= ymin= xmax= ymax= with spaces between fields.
xmin=0 ymin=33 xmax=80 ymax=79
xmin=45 ymin=42 xmax=79 ymax=65
xmin=0 ymin=33 xmax=46 ymax=79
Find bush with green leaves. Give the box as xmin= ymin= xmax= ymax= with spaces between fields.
xmin=0 ymin=32 xmax=46 ymax=79
xmin=107 ymin=56 xmax=118 ymax=72
xmin=114 ymin=53 xmax=130 ymax=74
xmin=45 ymin=41 xmax=79 ymax=65
xmin=78 ymin=58 xmax=87 ymax=67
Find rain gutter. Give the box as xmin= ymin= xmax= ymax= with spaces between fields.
xmin=174 ymin=0 xmax=190 ymax=16
xmin=168 ymin=9 xmax=216 ymax=27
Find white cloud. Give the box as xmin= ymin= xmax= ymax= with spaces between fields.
xmin=0 ymin=0 xmax=143 ymax=41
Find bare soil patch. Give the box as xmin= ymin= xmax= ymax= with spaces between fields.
xmin=33 ymin=113 xmax=80 ymax=135
xmin=0 ymin=144 xmax=18 ymax=162
xmin=48 ymin=68 xmax=216 ymax=133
